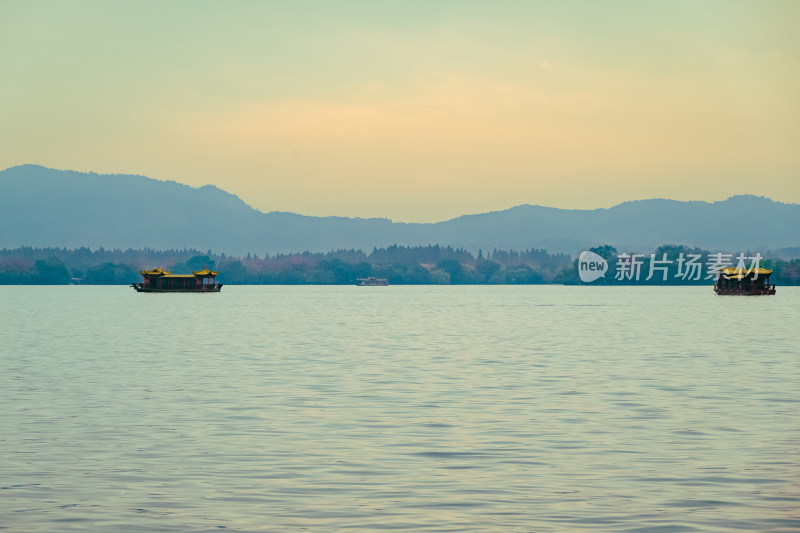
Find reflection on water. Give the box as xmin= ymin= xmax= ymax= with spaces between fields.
xmin=1 ymin=286 xmax=798 ymax=532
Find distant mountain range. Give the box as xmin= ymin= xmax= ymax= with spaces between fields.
xmin=2 ymin=164 xmax=799 ymax=256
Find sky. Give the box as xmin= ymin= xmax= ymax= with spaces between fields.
xmin=1 ymin=1 xmax=798 ymax=222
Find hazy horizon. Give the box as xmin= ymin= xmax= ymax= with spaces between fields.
xmin=2 ymin=2 xmax=799 ymax=221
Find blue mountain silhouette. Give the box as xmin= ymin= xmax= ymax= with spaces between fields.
xmin=2 ymin=164 xmax=797 ymax=255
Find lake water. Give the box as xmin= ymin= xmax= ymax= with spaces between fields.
xmin=1 ymin=286 xmax=798 ymax=532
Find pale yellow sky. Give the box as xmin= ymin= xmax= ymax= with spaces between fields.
xmin=1 ymin=1 xmax=798 ymax=221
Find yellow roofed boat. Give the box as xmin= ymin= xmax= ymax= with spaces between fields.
xmin=714 ymin=267 xmax=775 ymax=295
xmin=132 ymin=266 xmax=222 ymax=293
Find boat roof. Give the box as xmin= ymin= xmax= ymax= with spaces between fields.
xmin=140 ymin=266 xmax=218 ymax=277
xmin=140 ymin=267 xmax=172 ymax=276
xmin=720 ymin=267 xmax=772 ymax=280
xmin=191 ymin=267 xmax=219 ymax=276
xmin=720 ymin=267 xmax=772 ymax=275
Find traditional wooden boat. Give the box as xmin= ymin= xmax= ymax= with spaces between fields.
xmin=714 ymin=267 xmax=775 ymax=295
xmin=356 ymin=277 xmax=388 ymax=286
xmin=132 ymin=267 xmax=222 ymax=293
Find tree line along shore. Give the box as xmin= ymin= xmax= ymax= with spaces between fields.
xmin=1 ymin=245 xmax=798 ymax=286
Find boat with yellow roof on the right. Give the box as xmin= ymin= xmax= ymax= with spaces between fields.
xmin=714 ymin=267 xmax=776 ymax=295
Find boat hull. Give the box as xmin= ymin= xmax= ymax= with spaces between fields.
xmin=131 ymin=283 xmax=222 ymax=293
xmin=714 ymin=287 xmax=775 ymax=295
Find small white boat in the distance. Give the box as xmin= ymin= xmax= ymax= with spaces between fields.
xmin=356 ymin=277 xmax=388 ymax=286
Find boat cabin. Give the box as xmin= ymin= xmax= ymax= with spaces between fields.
xmin=133 ymin=266 xmax=222 ymax=292
xmin=714 ymin=267 xmax=775 ymax=295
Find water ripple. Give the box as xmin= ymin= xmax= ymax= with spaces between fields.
xmin=0 ymin=285 xmax=798 ymax=532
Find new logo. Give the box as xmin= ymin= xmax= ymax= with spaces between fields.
xmin=578 ymin=251 xmax=608 ymax=282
